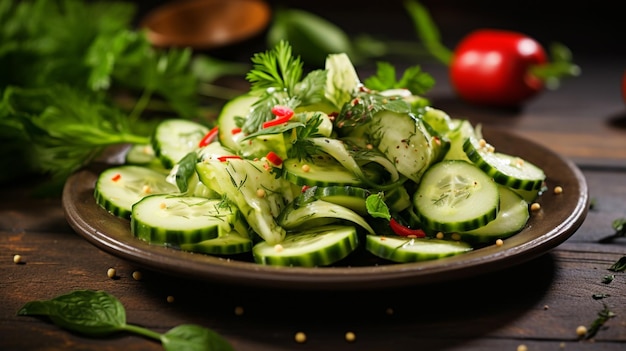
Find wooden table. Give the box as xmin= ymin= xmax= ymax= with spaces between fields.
xmin=2 ymin=2 xmax=626 ymax=350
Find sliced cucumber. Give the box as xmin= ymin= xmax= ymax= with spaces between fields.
xmin=413 ymin=160 xmax=499 ymax=232
xmin=131 ymin=195 xmax=247 ymax=246
xmin=283 ymin=155 xmax=364 ymax=187
xmin=366 ymin=110 xmax=448 ymax=183
xmin=310 ymin=185 xmax=371 ymax=215
xmin=152 ymin=119 xmax=209 ymax=169
xmin=458 ymin=186 xmax=530 ymax=244
xmin=94 ymin=165 xmax=179 ymax=219
xmin=217 ymin=94 xmax=258 ymax=152
xmin=252 ymin=225 xmax=359 ymax=267
xmin=443 ymin=119 xmax=476 ymax=162
xmin=366 ymin=235 xmax=472 ymax=263
xmin=463 ymin=136 xmax=546 ymax=191
xmin=180 ymin=231 xmax=252 ymax=255
xmin=279 ymin=199 xmax=375 ymax=234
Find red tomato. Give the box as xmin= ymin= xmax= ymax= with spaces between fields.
xmin=449 ymin=30 xmax=548 ymax=107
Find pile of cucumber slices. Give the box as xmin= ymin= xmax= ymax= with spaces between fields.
xmin=93 ymin=44 xmax=546 ymax=267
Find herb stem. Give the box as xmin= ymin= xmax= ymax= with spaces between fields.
xmin=128 ymin=88 xmax=153 ymax=125
xmin=121 ymin=323 xmax=162 ymax=341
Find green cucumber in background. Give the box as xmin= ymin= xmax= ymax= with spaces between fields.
xmin=267 ymin=8 xmax=356 ymax=67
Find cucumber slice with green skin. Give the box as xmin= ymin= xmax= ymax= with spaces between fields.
xmin=463 ymin=136 xmax=546 ymax=191
xmin=252 ymin=225 xmax=359 ymax=267
xmin=284 ymin=155 xmax=365 ymax=187
xmin=152 ymin=119 xmax=209 ymax=169
xmin=94 ymin=165 xmax=179 ymax=219
xmin=309 ymin=185 xmax=371 ymax=215
xmin=217 ymin=94 xmax=258 ymax=152
xmin=279 ymin=199 xmax=375 ymax=234
xmin=414 ymin=160 xmax=499 ymax=232
xmin=458 ymin=186 xmax=530 ymax=244
xmin=180 ymin=231 xmax=252 ymax=255
xmin=366 ymin=235 xmax=473 ymax=263
xmin=131 ymin=195 xmax=247 ymax=246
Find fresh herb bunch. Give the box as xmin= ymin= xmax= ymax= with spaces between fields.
xmin=18 ymin=290 xmax=234 ymax=351
xmin=0 ymin=0 xmax=247 ymax=195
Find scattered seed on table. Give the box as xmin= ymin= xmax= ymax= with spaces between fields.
xmin=554 ymin=186 xmax=563 ymax=194
xmin=345 ymin=331 xmax=356 ymax=342
xmin=576 ymin=325 xmax=587 ymax=337
xmin=132 ymin=271 xmax=142 ymax=280
xmin=13 ymin=254 xmax=23 ymax=264
xmin=166 ymin=295 xmax=175 ymax=303
xmin=495 ymin=239 xmax=504 ymax=247
xmin=517 ymin=345 xmax=527 ymax=351
xmin=107 ymin=268 xmax=116 ymax=279
xmin=530 ymin=202 xmax=541 ymax=211
xmin=294 ymin=331 xmax=307 ymax=343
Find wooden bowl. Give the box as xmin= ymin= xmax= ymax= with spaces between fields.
xmin=141 ymin=0 xmax=271 ymax=49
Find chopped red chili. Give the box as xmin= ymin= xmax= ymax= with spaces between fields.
xmin=198 ymin=126 xmax=219 ymax=147
xmin=266 ymin=151 xmax=283 ymax=166
xmin=263 ymin=105 xmax=294 ymax=128
xmin=389 ymin=218 xmax=426 ymax=237
xmin=217 ymin=155 xmax=242 ymax=162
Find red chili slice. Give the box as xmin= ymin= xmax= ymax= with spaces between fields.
xmin=217 ymin=155 xmax=242 ymax=162
xmin=265 ymin=151 xmax=283 ymax=166
xmin=198 ymin=126 xmax=219 ymax=147
xmin=389 ymin=218 xmax=426 ymax=237
xmin=263 ymin=105 xmax=294 ymax=128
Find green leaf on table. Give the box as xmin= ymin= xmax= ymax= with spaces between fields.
xmin=608 ymin=256 xmax=626 ymax=272
xmin=17 ymin=290 xmax=126 ymax=336
xmin=161 ymin=324 xmax=235 ymax=351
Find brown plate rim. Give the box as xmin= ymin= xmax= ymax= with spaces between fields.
xmin=62 ymin=126 xmax=589 ymax=290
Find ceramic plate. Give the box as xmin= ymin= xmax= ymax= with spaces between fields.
xmin=62 ymin=126 xmax=589 ymax=290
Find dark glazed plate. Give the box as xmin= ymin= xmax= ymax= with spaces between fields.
xmin=62 ymin=127 xmax=589 ymax=290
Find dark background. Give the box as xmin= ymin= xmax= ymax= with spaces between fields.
xmin=131 ymin=0 xmax=625 ymax=58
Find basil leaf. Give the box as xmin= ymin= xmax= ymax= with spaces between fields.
xmin=366 ymin=192 xmax=391 ymax=220
xmin=161 ymin=324 xmax=234 ymax=351
xmin=17 ymin=290 xmax=126 ymax=336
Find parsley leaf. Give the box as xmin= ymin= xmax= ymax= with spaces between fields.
xmin=364 ymin=61 xmax=435 ymax=95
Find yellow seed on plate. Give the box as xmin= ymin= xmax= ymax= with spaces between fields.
xmin=554 ymin=186 xmax=563 ymax=194
xmin=531 ymin=202 xmax=541 ymax=211
xmin=345 ymin=331 xmax=356 ymax=342
xmin=436 ymin=232 xmax=444 ymax=239
xmin=142 ymin=185 xmax=152 ymax=194
xmin=517 ymin=345 xmax=528 ymax=351
xmin=495 ymin=239 xmax=504 ymax=247
xmin=132 ymin=271 xmax=142 ymax=280
xmin=576 ymin=325 xmax=587 ymax=337
xmin=294 ymin=331 xmax=307 ymax=343
xmin=301 ymin=164 xmax=310 ymax=172
xmin=107 ymin=267 xmax=116 ymax=279
xmin=13 ymin=254 xmax=22 ymax=264
xmin=274 ymin=244 xmax=284 ymax=252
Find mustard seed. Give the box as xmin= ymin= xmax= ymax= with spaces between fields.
xmin=294 ymin=331 xmax=307 ymax=343
xmin=107 ymin=268 xmax=117 ymax=279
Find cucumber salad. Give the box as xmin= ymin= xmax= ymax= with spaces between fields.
xmin=94 ymin=41 xmax=547 ymax=267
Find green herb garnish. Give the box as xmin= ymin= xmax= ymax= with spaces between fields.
xmin=581 ymin=304 xmax=616 ymax=340
xmin=17 ymin=290 xmax=233 ymax=351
